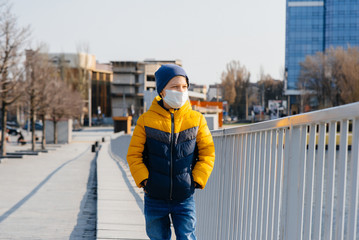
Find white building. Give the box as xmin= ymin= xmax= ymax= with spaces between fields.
xmin=207 ymin=83 xmax=222 ymax=102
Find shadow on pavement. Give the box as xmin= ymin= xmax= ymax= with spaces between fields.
xmin=70 ymin=154 xmax=97 ymax=240
xmin=109 ymin=135 xmax=144 ymax=212
xmin=0 ymin=147 xmax=90 ymax=224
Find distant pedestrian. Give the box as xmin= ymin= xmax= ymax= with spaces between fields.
xmin=127 ymin=64 xmax=215 ymax=240
xmin=5 ymin=129 xmax=10 ymax=142
xmin=17 ymin=131 xmax=26 ymax=145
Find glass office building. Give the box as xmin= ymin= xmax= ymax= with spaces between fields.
xmin=325 ymin=0 xmax=359 ymax=48
xmin=285 ymin=0 xmax=359 ymax=101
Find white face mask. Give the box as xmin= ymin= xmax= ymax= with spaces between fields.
xmin=163 ymin=90 xmax=188 ymax=109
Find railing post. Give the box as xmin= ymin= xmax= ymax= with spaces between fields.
xmin=303 ymin=124 xmax=316 ymax=239
xmin=348 ymin=117 xmax=359 ymax=240
xmin=274 ymin=129 xmax=285 ymax=240
xmin=323 ymin=121 xmax=337 ymax=240
xmin=243 ymin=133 xmax=254 ymax=240
xmin=238 ymin=133 xmax=248 ymax=239
xmin=232 ymin=134 xmax=242 ymax=239
xmin=256 ymin=131 xmax=268 ymax=240
xmin=312 ymin=123 xmax=326 ymax=240
xmin=283 ymin=125 xmax=305 ymax=240
xmin=335 ymin=120 xmax=349 ymax=240
xmin=251 ymin=132 xmax=262 ymax=240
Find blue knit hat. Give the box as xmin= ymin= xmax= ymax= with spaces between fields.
xmin=155 ymin=64 xmax=189 ymax=95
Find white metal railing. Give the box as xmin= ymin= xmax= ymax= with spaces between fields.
xmin=195 ymin=102 xmax=359 ymax=240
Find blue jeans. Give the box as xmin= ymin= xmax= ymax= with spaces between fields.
xmin=144 ymin=194 xmax=197 ymax=240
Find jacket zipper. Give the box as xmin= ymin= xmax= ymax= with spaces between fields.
xmin=170 ymin=112 xmax=174 ymax=200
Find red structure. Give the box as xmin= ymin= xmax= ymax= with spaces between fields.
xmin=190 ymin=101 xmax=223 ymax=128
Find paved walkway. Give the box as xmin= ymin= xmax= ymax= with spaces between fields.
xmin=103 ymin=133 xmax=178 ymax=240
xmin=0 ymin=127 xmax=113 ymax=239
xmin=0 ymin=127 xmax=151 ymax=240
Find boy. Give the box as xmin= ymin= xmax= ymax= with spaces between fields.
xmin=127 ymin=64 xmax=215 ymax=240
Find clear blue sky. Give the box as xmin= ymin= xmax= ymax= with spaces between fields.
xmin=11 ymin=0 xmax=286 ymax=86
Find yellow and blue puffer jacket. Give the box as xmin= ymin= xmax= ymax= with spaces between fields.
xmin=127 ymin=96 xmax=215 ymax=201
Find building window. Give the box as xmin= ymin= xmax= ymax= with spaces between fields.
xmin=147 ymin=75 xmax=155 ymax=82
xmin=338 ymin=10 xmax=345 ymax=15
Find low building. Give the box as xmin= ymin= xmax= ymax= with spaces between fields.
xmin=111 ymin=59 xmax=182 ymax=119
xmin=48 ymin=53 xmax=113 ymax=125
xmin=91 ymin=63 xmax=113 ymax=119
xmin=188 ymin=83 xmax=207 ymax=100
xmin=207 ymin=83 xmax=222 ymax=102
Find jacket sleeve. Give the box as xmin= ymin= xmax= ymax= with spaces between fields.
xmin=192 ymin=114 xmax=215 ymax=189
xmin=127 ymin=116 xmax=149 ymax=188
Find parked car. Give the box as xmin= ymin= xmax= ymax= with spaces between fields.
xmin=0 ymin=125 xmax=20 ymax=136
xmin=7 ymin=126 xmax=20 ymax=135
xmin=23 ymin=122 xmax=43 ymax=131
xmin=6 ymin=121 xmax=19 ymax=128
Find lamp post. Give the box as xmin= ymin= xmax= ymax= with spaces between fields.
xmin=88 ymin=70 xmax=92 ymax=127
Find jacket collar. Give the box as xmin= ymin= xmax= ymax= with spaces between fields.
xmin=148 ymin=95 xmax=191 ymax=118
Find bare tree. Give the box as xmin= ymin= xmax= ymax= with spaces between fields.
xmin=221 ymin=60 xmax=251 ymax=119
xmin=257 ymin=74 xmax=284 ymax=109
xmin=25 ymin=49 xmax=42 ymax=151
xmin=299 ymin=46 xmax=359 ymax=110
xmin=25 ymin=48 xmax=59 ymax=150
xmin=331 ymin=46 xmax=359 ymax=104
xmin=299 ymin=52 xmax=328 ymax=109
xmin=0 ymin=3 xmax=29 ymax=156
xmin=38 ymin=69 xmax=59 ymax=150
xmin=221 ymin=64 xmax=236 ymax=105
xmin=48 ymin=80 xmax=83 ymax=144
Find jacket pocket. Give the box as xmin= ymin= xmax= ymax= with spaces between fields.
xmin=145 ymin=172 xmax=170 ymax=199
